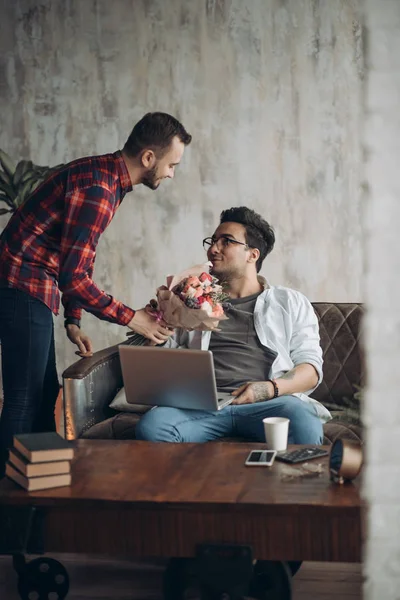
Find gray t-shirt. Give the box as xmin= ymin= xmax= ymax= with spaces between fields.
xmin=209 ymin=291 xmax=277 ymax=393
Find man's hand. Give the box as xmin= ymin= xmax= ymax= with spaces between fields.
xmin=127 ymin=308 xmax=174 ymax=345
xmin=66 ymin=324 xmax=94 ymax=358
xmin=231 ymin=381 xmax=275 ymax=405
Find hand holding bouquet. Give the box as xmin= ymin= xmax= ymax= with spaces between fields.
xmin=150 ymin=262 xmax=230 ymax=332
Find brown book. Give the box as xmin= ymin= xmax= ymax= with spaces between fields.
xmin=6 ymin=463 xmax=71 ymax=491
xmin=8 ymin=448 xmax=71 ymax=478
xmin=13 ymin=432 xmax=74 ymax=463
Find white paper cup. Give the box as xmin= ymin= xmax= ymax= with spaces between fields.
xmin=263 ymin=417 xmax=290 ymax=451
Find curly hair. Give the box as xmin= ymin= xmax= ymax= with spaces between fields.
xmin=219 ymin=206 xmax=275 ymax=272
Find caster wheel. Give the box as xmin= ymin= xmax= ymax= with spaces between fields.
xmin=163 ymin=557 xmax=292 ymax=600
xmin=16 ymin=556 xmax=69 ymax=600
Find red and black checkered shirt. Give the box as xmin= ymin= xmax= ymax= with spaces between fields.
xmin=0 ymin=151 xmax=135 ymax=325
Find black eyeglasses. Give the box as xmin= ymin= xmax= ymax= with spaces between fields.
xmin=202 ymin=236 xmax=250 ymax=251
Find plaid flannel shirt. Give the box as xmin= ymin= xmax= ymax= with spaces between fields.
xmin=0 ymin=151 xmax=135 ymax=326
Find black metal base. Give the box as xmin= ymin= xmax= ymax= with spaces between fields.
xmin=13 ymin=554 xmax=70 ymax=600
xmin=0 ymin=506 xmax=44 ymax=555
xmin=163 ymin=544 xmax=292 ymax=600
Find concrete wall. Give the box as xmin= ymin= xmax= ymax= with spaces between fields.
xmin=0 ymin=0 xmax=363 ymax=374
xmin=363 ymin=1 xmax=400 ymax=598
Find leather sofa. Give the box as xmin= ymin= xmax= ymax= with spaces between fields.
xmin=62 ymin=303 xmax=364 ymax=445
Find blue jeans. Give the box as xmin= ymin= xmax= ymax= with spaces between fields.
xmin=0 ymin=288 xmax=59 ymax=464
xmin=135 ymin=395 xmax=323 ymax=444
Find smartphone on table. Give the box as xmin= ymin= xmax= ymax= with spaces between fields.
xmin=245 ymin=449 xmax=277 ymax=467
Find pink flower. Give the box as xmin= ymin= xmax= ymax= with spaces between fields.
xmin=184 ymin=286 xmax=198 ymax=298
xmin=211 ymin=304 xmax=224 ymax=318
xmin=199 ymin=272 xmax=213 ymax=283
xmin=186 ymin=276 xmax=201 ymax=287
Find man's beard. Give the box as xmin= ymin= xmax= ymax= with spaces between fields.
xmin=142 ymin=166 xmax=160 ymax=190
xmin=210 ymin=264 xmax=233 ymax=284
xmin=210 ymin=263 xmax=245 ymax=289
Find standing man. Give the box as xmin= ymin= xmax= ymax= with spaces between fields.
xmin=0 ymin=112 xmax=192 ymax=470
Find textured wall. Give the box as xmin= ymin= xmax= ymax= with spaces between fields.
xmin=363 ymin=1 xmax=400 ymax=598
xmin=0 ymin=0 xmax=363 ymax=374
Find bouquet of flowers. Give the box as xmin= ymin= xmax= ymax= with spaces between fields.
xmin=151 ymin=262 xmax=229 ymax=331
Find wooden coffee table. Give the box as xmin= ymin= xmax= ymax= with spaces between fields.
xmin=0 ymin=440 xmax=362 ymax=599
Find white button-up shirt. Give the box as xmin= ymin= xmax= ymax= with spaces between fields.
xmin=167 ymin=278 xmax=332 ymax=422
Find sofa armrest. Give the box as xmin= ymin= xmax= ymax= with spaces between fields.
xmin=62 ymin=344 xmax=120 ymax=380
xmin=62 ymin=334 xmax=146 ymax=440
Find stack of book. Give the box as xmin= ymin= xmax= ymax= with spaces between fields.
xmin=6 ymin=432 xmax=74 ymax=491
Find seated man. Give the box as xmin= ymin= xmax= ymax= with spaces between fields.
xmin=136 ymin=206 xmax=331 ymax=444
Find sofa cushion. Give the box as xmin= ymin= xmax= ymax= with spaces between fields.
xmin=82 ymin=412 xmax=141 ymax=440
xmin=109 ymin=387 xmax=152 ymax=414
xmin=322 ymin=421 xmax=362 ymax=445
xmin=312 ymin=303 xmax=364 ymax=410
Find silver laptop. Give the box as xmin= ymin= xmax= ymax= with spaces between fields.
xmin=119 ymin=345 xmax=234 ymax=411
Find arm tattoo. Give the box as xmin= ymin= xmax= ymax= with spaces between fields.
xmin=280 ymin=369 xmax=296 ymax=381
xmin=252 ymin=382 xmax=274 ymax=402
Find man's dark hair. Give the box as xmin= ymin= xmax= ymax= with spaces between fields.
xmin=220 ymin=206 xmax=275 ymax=272
xmin=123 ymin=112 xmax=192 ymax=158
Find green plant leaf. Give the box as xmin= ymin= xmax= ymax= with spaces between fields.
xmin=16 ymin=178 xmax=39 ymax=206
xmin=0 ymin=150 xmax=16 ymax=179
xmin=0 ymin=181 xmax=16 ymax=200
xmin=0 ymin=152 xmax=65 ymax=211
xmin=0 ymin=196 xmax=15 ymax=210
xmin=0 ymin=169 xmax=12 ymax=186
xmin=19 ymin=168 xmax=36 ymax=186
xmin=13 ymin=160 xmax=33 ymax=187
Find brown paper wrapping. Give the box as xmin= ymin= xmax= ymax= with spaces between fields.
xmin=155 ymin=262 xmax=228 ymax=331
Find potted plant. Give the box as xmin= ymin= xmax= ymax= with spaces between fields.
xmin=0 ymin=149 xmax=63 ymax=219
